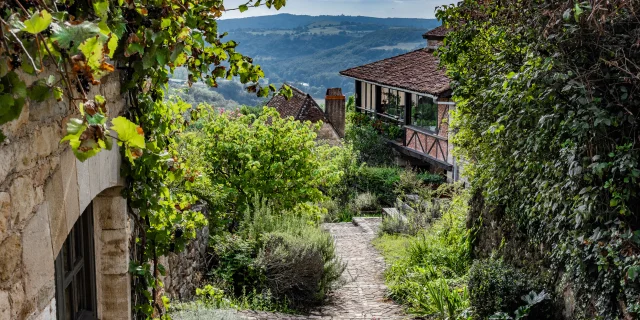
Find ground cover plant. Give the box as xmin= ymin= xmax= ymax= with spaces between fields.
xmin=375 ymin=184 xmax=471 ymax=318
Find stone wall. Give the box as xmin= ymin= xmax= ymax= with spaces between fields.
xmin=163 ymin=217 xmax=210 ymax=301
xmin=0 ymin=71 xmax=132 ymax=320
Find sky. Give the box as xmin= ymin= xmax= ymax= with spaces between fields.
xmin=221 ymin=0 xmax=456 ymax=19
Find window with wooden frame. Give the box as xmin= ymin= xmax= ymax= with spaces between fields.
xmin=412 ymin=96 xmax=438 ymax=132
xmin=382 ymin=89 xmax=404 ymax=120
xmin=55 ymin=204 xmax=98 ymax=320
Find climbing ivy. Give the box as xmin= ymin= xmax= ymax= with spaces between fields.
xmin=437 ymin=1 xmax=640 ymax=318
xmin=0 ymin=0 xmax=290 ymax=318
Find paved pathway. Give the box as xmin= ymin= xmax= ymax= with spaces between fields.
xmin=240 ymin=217 xmax=408 ymax=320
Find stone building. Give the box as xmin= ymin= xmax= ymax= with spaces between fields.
xmin=266 ymin=85 xmax=345 ymax=144
xmin=0 ymin=72 xmax=132 ymax=320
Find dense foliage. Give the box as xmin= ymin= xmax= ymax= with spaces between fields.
xmin=181 ymin=107 xmax=341 ymax=229
xmin=344 ymin=112 xmax=395 ymax=166
xmin=437 ymin=0 xmax=640 ymax=318
xmin=206 ymin=200 xmax=345 ymax=311
xmin=467 ymin=259 xmax=549 ymax=319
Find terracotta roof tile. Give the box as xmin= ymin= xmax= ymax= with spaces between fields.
xmin=339 ymin=48 xmax=451 ymax=96
xmin=267 ymin=85 xmax=327 ymax=122
xmin=423 ymin=25 xmax=451 ymax=39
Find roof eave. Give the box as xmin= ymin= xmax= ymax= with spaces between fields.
xmin=339 ymin=74 xmax=444 ymax=100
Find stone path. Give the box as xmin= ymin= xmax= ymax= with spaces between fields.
xmin=240 ymin=217 xmax=409 ymax=320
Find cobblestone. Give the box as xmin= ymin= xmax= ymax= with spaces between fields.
xmin=239 ymin=217 xmax=409 ymax=320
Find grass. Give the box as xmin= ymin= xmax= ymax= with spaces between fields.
xmin=374 ymin=187 xmax=472 ymax=318
xmin=372 ymin=233 xmax=412 ymax=263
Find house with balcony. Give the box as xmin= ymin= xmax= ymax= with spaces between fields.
xmin=339 ymin=26 xmax=461 ymax=181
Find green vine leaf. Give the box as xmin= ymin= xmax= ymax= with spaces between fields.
xmin=51 ymin=21 xmax=101 ymax=49
xmin=22 ymin=10 xmax=52 ymax=34
xmin=111 ymin=116 xmax=146 ymax=149
xmin=28 ymin=79 xmax=53 ymax=102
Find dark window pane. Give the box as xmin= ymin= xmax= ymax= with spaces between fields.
xmin=63 ymin=241 xmax=70 ymax=273
xmin=64 ymin=287 xmax=71 ymax=320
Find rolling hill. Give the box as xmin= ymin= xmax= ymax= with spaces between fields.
xmin=173 ymin=14 xmax=439 ymax=106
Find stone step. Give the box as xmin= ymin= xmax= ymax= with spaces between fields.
xmin=381 ymin=207 xmax=407 ymax=222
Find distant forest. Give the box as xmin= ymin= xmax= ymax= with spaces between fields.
xmin=172 ymin=14 xmax=439 ymax=107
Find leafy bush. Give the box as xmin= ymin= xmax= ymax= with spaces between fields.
xmin=209 ymin=234 xmax=262 ymax=295
xmin=424 ymin=279 xmax=470 ymax=319
xmin=438 ymin=1 xmax=640 ymax=317
xmin=187 ymin=107 xmax=342 ymax=227
xmin=354 ymin=166 xmax=401 ymax=205
xmin=348 ymin=192 xmax=380 ymax=213
xmin=207 ymin=200 xmax=344 ymax=311
xmin=256 ymin=231 xmax=345 ymax=308
xmin=383 ymin=183 xmax=459 ymax=235
xmin=468 ymin=260 xmax=550 ymax=319
xmin=345 ymin=112 xmax=394 ymax=166
xmin=417 ymin=172 xmax=445 ymax=185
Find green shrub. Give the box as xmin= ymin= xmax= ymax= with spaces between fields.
xmin=348 ymin=192 xmax=380 ymax=213
xmin=344 ymin=112 xmax=394 ymax=166
xmin=354 ymin=166 xmax=401 ymax=205
xmin=423 ymin=279 xmax=470 ymax=319
xmin=468 ymin=260 xmax=550 ymax=319
xmin=207 ymin=201 xmax=345 ymax=311
xmin=417 ymin=172 xmax=445 ymax=185
xmin=256 ymin=231 xmax=345 ymax=308
xmin=209 ymin=233 xmax=262 ymax=295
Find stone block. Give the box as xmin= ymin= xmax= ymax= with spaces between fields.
xmin=35 ymin=278 xmax=55 ymax=313
xmin=99 ymin=229 xmax=129 ymax=275
xmin=22 ymin=204 xmax=54 ymax=301
xmin=10 ymin=280 xmax=32 ymax=320
xmin=0 ymin=99 xmax=29 ymax=140
xmin=0 ymin=235 xmax=22 ymax=283
xmin=31 ymin=297 xmax=56 ymax=320
xmin=95 ymin=195 xmax=127 ymax=230
xmin=29 ymin=97 xmax=67 ymax=122
xmin=10 ymin=176 xmax=41 ymax=225
xmin=0 ymin=290 xmax=8 ymax=320
xmin=100 ymin=273 xmax=131 ymax=320
xmin=0 ymin=144 xmax=14 ymax=183
xmin=0 ymin=193 xmax=10 ymax=243
xmin=45 ymin=168 xmax=69 ymax=256
xmin=33 ymin=125 xmax=60 ymax=157
xmin=14 ymin=137 xmax=38 ymax=171
xmin=60 ymin=149 xmax=80 ymax=232
xmin=76 ymin=154 xmax=92 ymax=212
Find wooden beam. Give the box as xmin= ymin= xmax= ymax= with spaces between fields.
xmin=404 ymin=91 xmax=412 ymax=126
xmin=355 ymin=80 xmax=362 ymax=112
xmin=375 ymin=85 xmax=382 ymax=115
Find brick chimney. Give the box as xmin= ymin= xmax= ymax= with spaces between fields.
xmin=325 ymin=88 xmax=345 ymax=138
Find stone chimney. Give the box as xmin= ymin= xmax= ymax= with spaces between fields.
xmin=423 ymin=26 xmax=449 ymax=50
xmin=325 ymin=88 xmax=345 ymax=138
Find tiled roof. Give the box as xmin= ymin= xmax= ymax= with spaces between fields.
xmin=267 ymin=85 xmax=326 ymax=122
xmin=339 ymin=48 xmax=451 ymax=96
xmin=423 ymin=25 xmax=451 ymax=39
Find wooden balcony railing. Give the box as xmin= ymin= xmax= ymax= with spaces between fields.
xmin=404 ymin=125 xmax=448 ymax=164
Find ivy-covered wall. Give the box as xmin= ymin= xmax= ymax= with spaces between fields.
xmin=0 ymin=70 xmax=132 ymax=319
